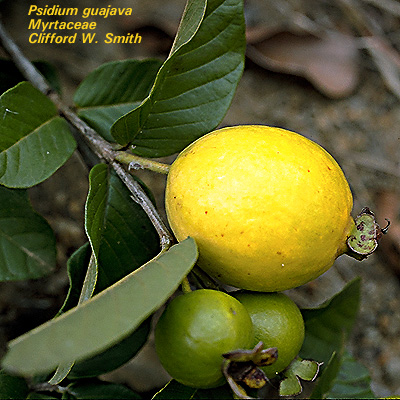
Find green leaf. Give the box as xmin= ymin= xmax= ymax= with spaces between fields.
xmin=67 ymin=379 xmax=141 ymax=399
xmin=0 ymin=59 xmax=61 ymax=95
xmin=0 ymin=82 xmax=76 ymax=188
xmin=291 ymin=359 xmax=320 ymax=381
xmin=48 ymin=252 xmax=98 ymax=384
xmin=279 ymin=358 xmax=320 ymax=397
xmin=300 ymin=278 xmax=361 ymax=365
xmin=74 ymin=59 xmax=162 ymax=142
xmin=0 ymin=369 xmax=29 ymax=399
xmin=311 ymin=351 xmax=375 ymax=399
xmin=68 ymin=317 xmax=150 ymax=379
xmin=85 ymin=164 xmax=109 ymax=263
xmin=0 ymin=185 xmax=56 ymax=281
xmin=170 ymin=0 xmax=207 ymax=54
xmin=153 ymin=380 xmax=233 ymax=399
xmin=194 ymin=386 xmax=233 ymax=400
xmin=26 ymin=393 xmax=58 ymax=399
xmin=153 ymin=380 xmax=197 ymax=400
xmin=111 ymin=0 xmax=246 ymax=157
xmin=58 ymin=243 xmax=92 ymax=315
xmin=300 ymin=279 xmax=375 ymax=399
xmin=58 ymin=233 xmax=153 ymax=377
xmin=84 ymin=164 xmax=160 ymax=293
xmin=279 ymin=373 xmax=302 ymax=397
xmin=328 ymin=351 xmax=375 ymax=399
xmin=2 ymin=238 xmax=198 ymax=376
xmin=310 ymin=351 xmax=341 ymax=399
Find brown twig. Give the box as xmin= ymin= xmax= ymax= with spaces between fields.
xmin=0 ymin=19 xmax=174 ymax=251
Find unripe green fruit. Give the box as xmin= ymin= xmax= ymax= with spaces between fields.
xmin=155 ymin=289 xmax=254 ymax=388
xmin=235 ymin=291 xmax=305 ymax=378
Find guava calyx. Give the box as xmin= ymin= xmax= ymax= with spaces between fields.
xmin=346 ymin=207 xmax=390 ymax=260
xmin=223 ymin=341 xmax=278 ymax=367
xmin=225 ymin=360 xmax=267 ymax=389
xmin=222 ymin=342 xmax=278 ymax=397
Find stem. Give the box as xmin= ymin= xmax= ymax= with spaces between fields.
xmin=181 ymin=276 xmax=192 ymax=294
xmin=191 ymin=266 xmax=224 ymax=291
xmin=0 ymin=21 xmax=50 ymax=95
xmin=111 ymin=161 xmax=173 ymax=251
xmin=115 ymin=151 xmax=170 ymax=174
xmin=0 ymin=20 xmax=173 ymax=250
xmin=29 ymin=382 xmax=68 ymax=394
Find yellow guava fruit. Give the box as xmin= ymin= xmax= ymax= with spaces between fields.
xmin=165 ymin=125 xmax=354 ymax=292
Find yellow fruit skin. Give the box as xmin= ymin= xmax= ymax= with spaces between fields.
xmin=166 ymin=125 xmax=354 ymax=292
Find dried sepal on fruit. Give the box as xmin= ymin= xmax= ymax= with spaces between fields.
xmin=346 ymin=207 xmax=390 ymax=260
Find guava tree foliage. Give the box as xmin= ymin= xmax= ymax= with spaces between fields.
xmin=0 ymin=0 xmax=375 ymax=398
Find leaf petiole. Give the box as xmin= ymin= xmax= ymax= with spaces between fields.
xmin=115 ymin=151 xmax=170 ymax=175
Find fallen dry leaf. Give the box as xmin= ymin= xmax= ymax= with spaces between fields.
xmin=338 ymin=0 xmax=400 ymax=100
xmin=247 ymin=30 xmax=360 ymax=98
xmin=362 ymin=36 xmax=400 ymax=100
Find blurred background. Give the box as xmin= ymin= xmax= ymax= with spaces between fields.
xmin=0 ymin=0 xmax=399 ymax=397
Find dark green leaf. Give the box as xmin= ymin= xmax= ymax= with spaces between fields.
xmin=58 ymin=243 xmax=92 ymax=315
xmin=34 ymin=61 xmax=62 ymax=94
xmin=153 ymin=380 xmax=197 ymax=399
xmin=0 ymin=82 xmax=76 ymax=188
xmin=61 ymin=392 xmax=75 ymax=400
xmin=111 ymin=0 xmax=246 ymax=157
xmin=153 ymin=380 xmax=233 ymax=399
xmin=26 ymin=393 xmax=58 ymax=399
xmin=195 ymin=386 xmax=233 ymax=400
xmin=85 ymin=164 xmax=160 ymax=292
xmin=2 ymin=238 xmax=198 ymax=376
xmin=328 ymin=351 xmax=375 ymax=399
xmin=0 ymin=369 xmax=29 ymax=399
xmin=311 ymin=350 xmax=375 ymax=399
xmin=170 ymin=0 xmax=206 ymax=53
xmin=73 ymin=59 xmax=162 ymax=142
xmin=0 ymin=59 xmax=61 ymax=95
xmin=300 ymin=278 xmax=361 ymax=365
xmin=85 ymin=164 xmax=109 ymax=262
xmin=67 ymin=379 xmax=141 ymax=399
xmin=0 ymin=186 xmax=56 ymax=281
xmin=311 ymin=351 xmax=341 ymax=399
